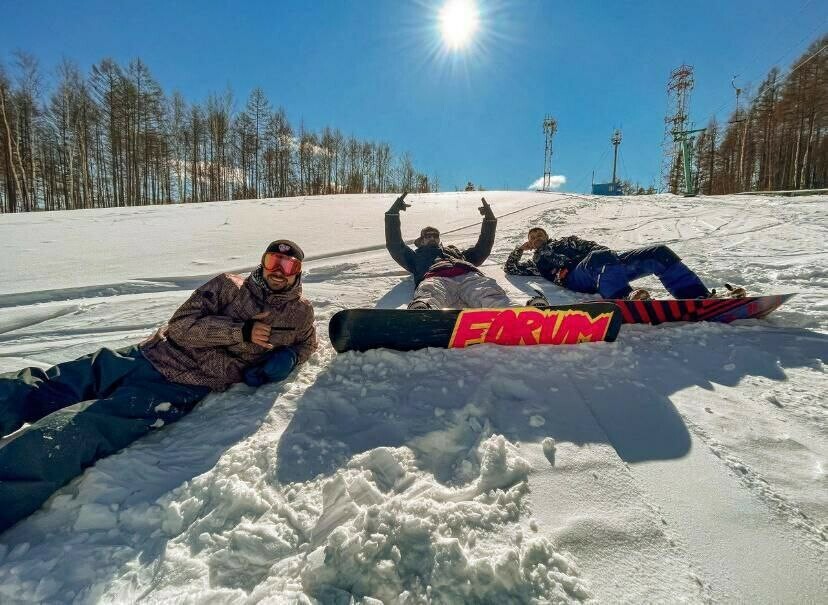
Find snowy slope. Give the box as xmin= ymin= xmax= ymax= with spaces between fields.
xmin=0 ymin=191 xmax=825 ymax=603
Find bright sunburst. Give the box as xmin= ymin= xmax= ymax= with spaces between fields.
xmin=439 ymin=0 xmax=479 ymax=50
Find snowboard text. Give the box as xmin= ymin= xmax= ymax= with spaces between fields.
xmin=448 ymin=307 xmax=615 ymax=348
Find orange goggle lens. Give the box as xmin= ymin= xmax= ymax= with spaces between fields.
xmin=262 ymin=252 xmax=302 ymax=276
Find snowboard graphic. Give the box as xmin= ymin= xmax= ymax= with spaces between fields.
xmin=329 ymin=303 xmax=621 ymax=353
xmin=609 ymin=294 xmax=795 ymax=325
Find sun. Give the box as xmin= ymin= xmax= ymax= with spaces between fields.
xmin=439 ymin=0 xmax=480 ymax=50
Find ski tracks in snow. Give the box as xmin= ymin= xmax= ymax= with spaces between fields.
xmin=0 ymin=192 xmax=825 ymax=603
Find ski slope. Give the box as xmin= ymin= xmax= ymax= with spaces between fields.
xmin=0 ymin=191 xmax=825 ymax=603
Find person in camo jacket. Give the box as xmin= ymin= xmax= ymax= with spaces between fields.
xmin=0 ymin=239 xmax=316 ymax=532
xmin=504 ymin=226 xmax=745 ymax=301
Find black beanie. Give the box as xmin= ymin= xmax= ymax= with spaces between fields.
xmin=264 ymin=239 xmax=305 ymax=260
xmin=414 ymin=227 xmax=440 ymax=247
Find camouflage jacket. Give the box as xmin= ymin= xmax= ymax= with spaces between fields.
xmin=504 ymin=236 xmax=607 ymax=284
xmin=140 ymin=270 xmax=316 ymax=391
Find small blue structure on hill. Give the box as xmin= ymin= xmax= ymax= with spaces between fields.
xmin=591 ymin=182 xmax=623 ymax=196
xmin=592 ymin=129 xmax=624 ymax=196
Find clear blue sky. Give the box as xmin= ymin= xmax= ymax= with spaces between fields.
xmin=3 ymin=0 xmax=826 ymax=192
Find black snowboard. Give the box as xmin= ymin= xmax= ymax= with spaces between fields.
xmin=329 ymin=303 xmax=621 ymax=353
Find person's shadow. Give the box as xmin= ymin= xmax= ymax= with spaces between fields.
xmin=276 ymin=309 xmax=827 ymax=484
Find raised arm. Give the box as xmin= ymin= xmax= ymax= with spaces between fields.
xmin=384 ymin=193 xmax=416 ymax=272
xmin=462 ymin=197 xmax=497 ymax=266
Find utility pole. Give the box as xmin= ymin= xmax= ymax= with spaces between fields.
xmin=542 ymin=115 xmax=558 ymax=191
xmin=611 ymin=129 xmax=622 ymax=185
xmin=730 ymin=75 xmax=747 ymax=191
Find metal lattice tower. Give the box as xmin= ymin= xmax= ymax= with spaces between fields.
xmin=660 ymin=65 xmax=695 ymax=192
xmin=542 ymin=115 xmax=558 ymax=191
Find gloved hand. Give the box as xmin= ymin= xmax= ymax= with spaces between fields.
xmin=387 ymin=192 xmax=411 ymax=213
xmin=243 ymin=347 xmax=298 ymax=387
xmin=478 ymin=197 xmax=495 ymax=220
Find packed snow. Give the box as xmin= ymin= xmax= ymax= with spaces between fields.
xmin=0 ymin=191 xmax=825 ymax=603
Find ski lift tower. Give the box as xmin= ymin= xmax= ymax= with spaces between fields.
xmin=661 ymin=64 xmax=699 ymax=195
xmin=542 ymin=115 xmax=558 ymax=191
xmin=672 ymin=126 xmax=706 ymax=197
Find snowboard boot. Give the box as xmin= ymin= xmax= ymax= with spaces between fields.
xmin=525 ymin=289 xmax=550 ymax=309
xmin=626 ymin=288 xmax=652 ymax=301
xmin=708 ymin=283 xmax=747 ymax=299
xmin=407 ymin=300 xmax=432 ymax=310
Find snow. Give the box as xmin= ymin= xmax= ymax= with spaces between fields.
xmin=0 ymin=191 xmax=825 ymax=603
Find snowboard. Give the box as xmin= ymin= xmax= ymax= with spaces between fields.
xmin=609 ymin=293 xmax=795 ymax=325
xmin=329 ymin=303 xmax=622 ymax=353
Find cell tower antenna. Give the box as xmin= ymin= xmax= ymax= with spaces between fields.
xmin=542 ymin=115 xmax=558 ymax=191
xmin=611 ymin=129 xmax=622 ymax=185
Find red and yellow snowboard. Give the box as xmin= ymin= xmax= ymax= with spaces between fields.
xmin=609 ymin=294 xmax=795 ymax=325
xmin=329 ymin=303 xmax=621 ymax=353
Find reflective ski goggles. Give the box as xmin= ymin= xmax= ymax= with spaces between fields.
xmin=262 ymin=252 xmax=303 ymax=276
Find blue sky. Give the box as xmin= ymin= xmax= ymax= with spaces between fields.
xmin=3 ymin=0 xmax=826 ymax=193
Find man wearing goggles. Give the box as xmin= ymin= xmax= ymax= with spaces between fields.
xmin=385 ymin=193 xmax=545 ymax=309
xmin=0 ymin=239 xmax=316 ymax=532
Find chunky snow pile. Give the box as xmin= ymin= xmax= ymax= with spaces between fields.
xmin=0 ymin=191 xmax=824 ymax=603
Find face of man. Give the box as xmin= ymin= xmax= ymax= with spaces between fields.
xmin=261 ymin=251 xmax=302 ymax=291
xmin=528 ymin=229 xmax=549 ymax=250
xmin=263 ymin=264 xmax=298 ymax=291
xmin=420 ymin=231 xmax=440 ymax=247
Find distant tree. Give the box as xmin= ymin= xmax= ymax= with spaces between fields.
xmin=698 ymin=33 xmax=827 ymax=193
xmin=0 ymin=52 xmax=435 ymax=211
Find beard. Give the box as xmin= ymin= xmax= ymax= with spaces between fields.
xmin=265 ymin=273 xmax=293 ymax=291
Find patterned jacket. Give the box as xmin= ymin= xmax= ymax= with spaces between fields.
xmin=385 ymin=212 xmax=497 ymax=285
xmin=140 ymin=269 xmax=316 ymax=391
xmin=504 ymin=236 xmax=607 ymax=284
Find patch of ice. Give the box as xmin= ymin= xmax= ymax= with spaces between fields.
xmin=74 ymin=504 xmax=118 ymax=531
xmin=529 ymin=415 xmax=546 ymax=427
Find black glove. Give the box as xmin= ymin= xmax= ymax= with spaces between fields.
xmin=387 ymin=192 xmax=411 ymax=214
xmin=478 ymin=197 xmax=495 ymax=220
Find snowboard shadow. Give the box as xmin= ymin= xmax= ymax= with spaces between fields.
xmin=373 ymin=277 xmax=415 ymax=309
xmin=276 ymin=323 xmax=827 ymax=484
xmin=503 ymin=274 xmax=588 ymax=305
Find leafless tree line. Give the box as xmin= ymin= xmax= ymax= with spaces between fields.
xmin=673 ymin=34 xmax=828 ymax=194
xmin=0 ymin=54 xmax=436 ymax=213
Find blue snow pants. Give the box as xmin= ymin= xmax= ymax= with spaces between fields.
xmin=564 ymin=245 xmax=710 ymax=300
xmin=0 ymin=346 xmax=209 ymax=532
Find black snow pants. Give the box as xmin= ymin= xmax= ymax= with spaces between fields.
xmin=0 ymin=345 xmax=209 ymax=532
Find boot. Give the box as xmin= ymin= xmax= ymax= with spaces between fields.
xmin=407 ymin=300 xmax=432 ymax=310
xmin=626 ymin=288 xmax=652 ymax=301
xmin=525 ymin=289 xmax=550 ymax=309
xmin=708 ymin=283 xmax=747 ymax=299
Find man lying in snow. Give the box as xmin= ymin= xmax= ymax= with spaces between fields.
xmin=504 ymin=226 xmax=746 ymax=301
xmin=0 ymin=239 xmax=316 ymax=532
xmin=385 ymin=193 xmax=546 ymax=309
